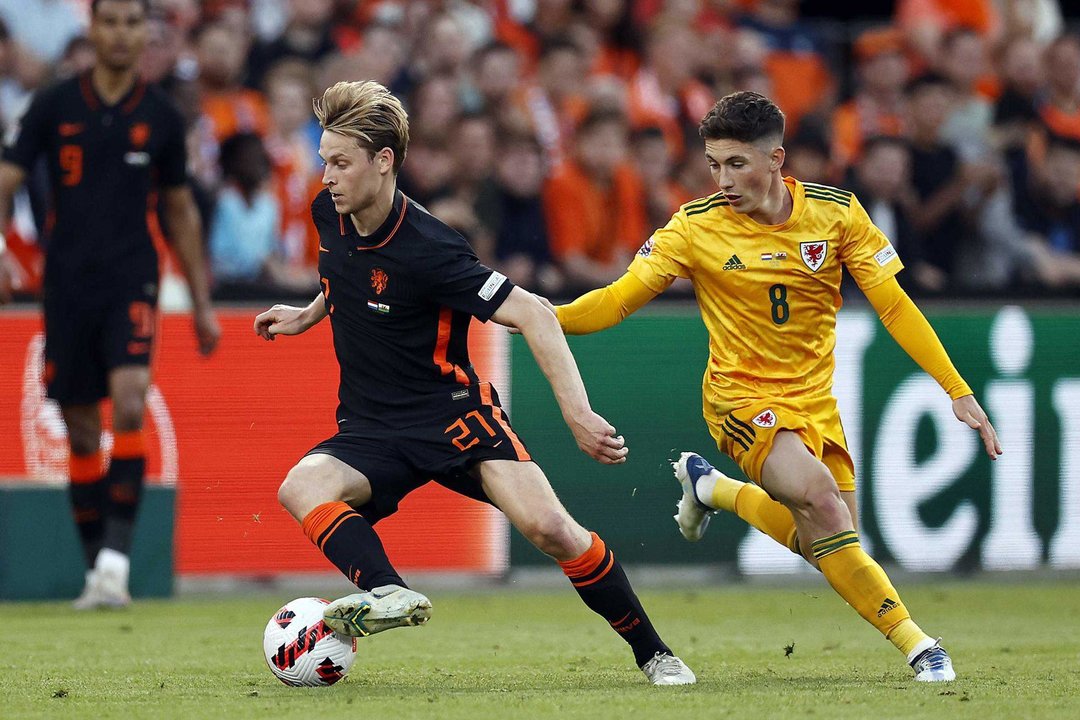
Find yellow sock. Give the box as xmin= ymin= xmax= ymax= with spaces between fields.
xmin=814 ymin=532 xmax=932 ymax=656
xmin=730 ymin=483 xmax=800 ymax=553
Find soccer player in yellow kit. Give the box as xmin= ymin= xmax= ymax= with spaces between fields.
xmin=551 ymin=92 xmax=1002 ymax=682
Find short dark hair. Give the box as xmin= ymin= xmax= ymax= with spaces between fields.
xmin=699 ymin=91 xmax=785 ymax=144
xmin=91 ymin=0 xmax=150 ymax=14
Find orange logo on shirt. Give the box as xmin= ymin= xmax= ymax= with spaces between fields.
xmin=370 ymin=268 xmax=388 ymax=295
xmin=129 ymin=122 xmax=150 ymax=148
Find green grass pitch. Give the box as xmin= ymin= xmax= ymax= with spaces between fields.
xmin=7 ymin=579 xmax=1079 ymax=719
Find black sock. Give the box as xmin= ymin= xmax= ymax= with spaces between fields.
xmin=303 ymin=502 xmax=404 ymax=591
xmin=103 ymin=456 xmax=145 ymax=554
xmin=560 ymin=533 xmax=670 ymax=667
xmin=69 ymin=480 xmax=106 ymax=568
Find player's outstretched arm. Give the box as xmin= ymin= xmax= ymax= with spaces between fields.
xmin=863 ymin=277 xmax=1002 ymax=459
xmin=491 ymin=286 xmax=628 ymax=464
xmin=162 ymin=185 xmax=220 ymax=355
xmin=254 ymin=293 xmax=328 ymax=340
xmin=555 ymin=271 xmax=659 ymax=335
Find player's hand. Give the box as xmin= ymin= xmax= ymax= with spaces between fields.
xmin=566 ymin=409 xmax=628 ymax=465
xmin=194 ymin=306 xmax=221 ymax=356
xmin=254 ymin=304 xmax=308 ymax=340
xmin=953 ymin=394 xmax=1002 ymax=460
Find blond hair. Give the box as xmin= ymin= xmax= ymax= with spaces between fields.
xmin=313 ymin=80 xmax=410 ymax=173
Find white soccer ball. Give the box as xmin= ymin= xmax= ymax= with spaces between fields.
xmin=263 ymin=597 xmax=357 ymax=687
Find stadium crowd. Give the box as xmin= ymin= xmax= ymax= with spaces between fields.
xmin=1 ymin=0 xmax=1079 ymax=302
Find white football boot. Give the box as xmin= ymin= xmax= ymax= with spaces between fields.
xmin=910 ymin=638 xmax=956 ymax=682
xmin=672 ymin=452 xmax=720 ymax=541
xmin=323 ymin=584 xmax=432 ymax=637
xmin=641 ymin=652 xmax=697 ymax=685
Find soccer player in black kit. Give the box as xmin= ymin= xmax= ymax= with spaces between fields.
xmin=254 ymin=80 xmax=695 ymax=685
xmin=0 ymin=0 xmax=220 ymax=608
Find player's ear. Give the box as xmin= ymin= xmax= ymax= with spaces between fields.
xmin=771 ymin=145 xmax=786 ymax=172
xmin=376 ymin=148 xmax=394 ymax=175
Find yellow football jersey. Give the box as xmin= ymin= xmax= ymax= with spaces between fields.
xmin=627 ymin=177 xmax=902 ymax=413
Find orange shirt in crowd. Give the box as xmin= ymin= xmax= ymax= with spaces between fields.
xmin=542 ymin=161 xmax=647 ymax=265
xmin=201 ymin=88 xmax=271 ymax=142
xmin=831 ymin=99 xmax=906 ymax=169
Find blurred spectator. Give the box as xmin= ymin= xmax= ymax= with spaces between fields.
xmin=263 ymin=59 xmax=322 ymax=285
xmin=632 ymin=125 xmax=693 ymax=231
xmin=938 ymin=27 xmax=997 ymax=159
xmin=398 ymin=130 xmax=456 ymax=208
xmin=247 ymin=0 xmax=339 ymax=89
xmin=579 ymin=0 xmax=641 ymax=80
xmin=1012 ymin=133 xmax=1080 ymax=288
xmin=194 ymin=22 xmax=271 ymax=190
xmin=425 ymin=113 xmax=499 ymax=261
xmin=474 ymin=129 xmax=562 ymax=294
xmin=831 ymin=26 xmax=909 ymax=171
xmin=739 ymin=0 xmax=836 ymax=132
xmin=467 ymin=41 xmax=524 ymax=115
xmin=627 ymin=22 xmax=713 ymax=161
xmin=1036 ymin=33 xmax=1080 ymax=143
xmin=904 ymin=72 xmax=977 ymax=292
xmin=848 ymin=135 xmax=921 ymax=291
xmin=210 ymin=133 xmax=313 ymax=297
xmin=895 ymin=0 xmax=1001 ymax=69
xmin=407 ymin=71 xmax=463 ymax=139
xmin=543 ymin=109 xmax=646 ymax=291
xmin=783 ymin=119 xmax=834 ymax=185
xmin=512 ymin=38 xmax=589 ymax=170
xmin=0 ymin=17 xmax=30 ymax=133
xmin=993 ymin=35 xmax=1045 ymax=155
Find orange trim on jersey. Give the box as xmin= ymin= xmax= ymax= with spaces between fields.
xmin=434 ymin=307 xmax=470 ymax=385
xmin=121 ymin=83 xmax=147 ymax=114
xmin=479 ymin=382 xmax=530 ymax=461
xmin=79 ymin=73 xmax=99 ymax=111
xmin=301 ymin=501 xmax=356 ymax=552
xmin=69 ymin=451 xmax=104 ymax=483
xmin=558 ymin=532 xmax=614 ymax=586
xmin=339 ymin=214 xmax=346 ymax=235
xmin=112 ymin=430 xmax=146 ymax=459
xmin=355 ymin=196 xmax=409 ymax=251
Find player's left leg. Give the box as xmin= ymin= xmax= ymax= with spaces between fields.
xmin=761 ymin=431 xmax=953 ymax=681
xmin=477 ymin=459 xmax=695 ymax=685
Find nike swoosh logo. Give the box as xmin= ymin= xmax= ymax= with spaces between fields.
xmin=319 ymin=245 xmax=330 ymax=253
xmin=338 ymin=419 xmax=347 ymax=424
xmin=493 ymin=440 xmax=503 ymax=448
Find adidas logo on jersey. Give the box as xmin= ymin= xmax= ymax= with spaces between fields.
xmin=722 ymin=254 xmax=747 ymax=271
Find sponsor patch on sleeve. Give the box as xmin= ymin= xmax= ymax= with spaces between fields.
xmin=874 ymin=244 xmax=898 ymax=267
xmin=636 ymin=237 xmax=655 ymax=257
xmin=478 ymin=271 xmax=508 ymax=301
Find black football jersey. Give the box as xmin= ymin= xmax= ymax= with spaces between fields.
xmin=3 ymin=72 xmax=188 ymax=289
xmin=313 ymin=188 xmax=515 ymax=426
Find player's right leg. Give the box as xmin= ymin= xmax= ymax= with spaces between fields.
xmin=478 ymin=459 xmax=695 ymax=685
xmin=277 ymin=450 xmax=430 ymax=637
xmin=61 ymin=403 xmax=111 ymax=610
xmin=760 ymin=431 xmax=954 ymax=681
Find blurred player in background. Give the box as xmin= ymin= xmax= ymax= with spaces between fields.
xmin=549 ymin=91 xmax=1002 ymax=682
xmin=254 ymin=79 xmax=695 ymax=685
xmin=0 ymin=0 xmax=219 ymax=608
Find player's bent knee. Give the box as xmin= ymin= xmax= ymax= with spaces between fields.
xmin=278 ymin=463 xmax=332 ymax=520
xmin=518 ymin=509 xmax=581 ymax=558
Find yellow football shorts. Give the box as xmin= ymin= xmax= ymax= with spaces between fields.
xmin=703 ymin=394 xmax=855 ymax=492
